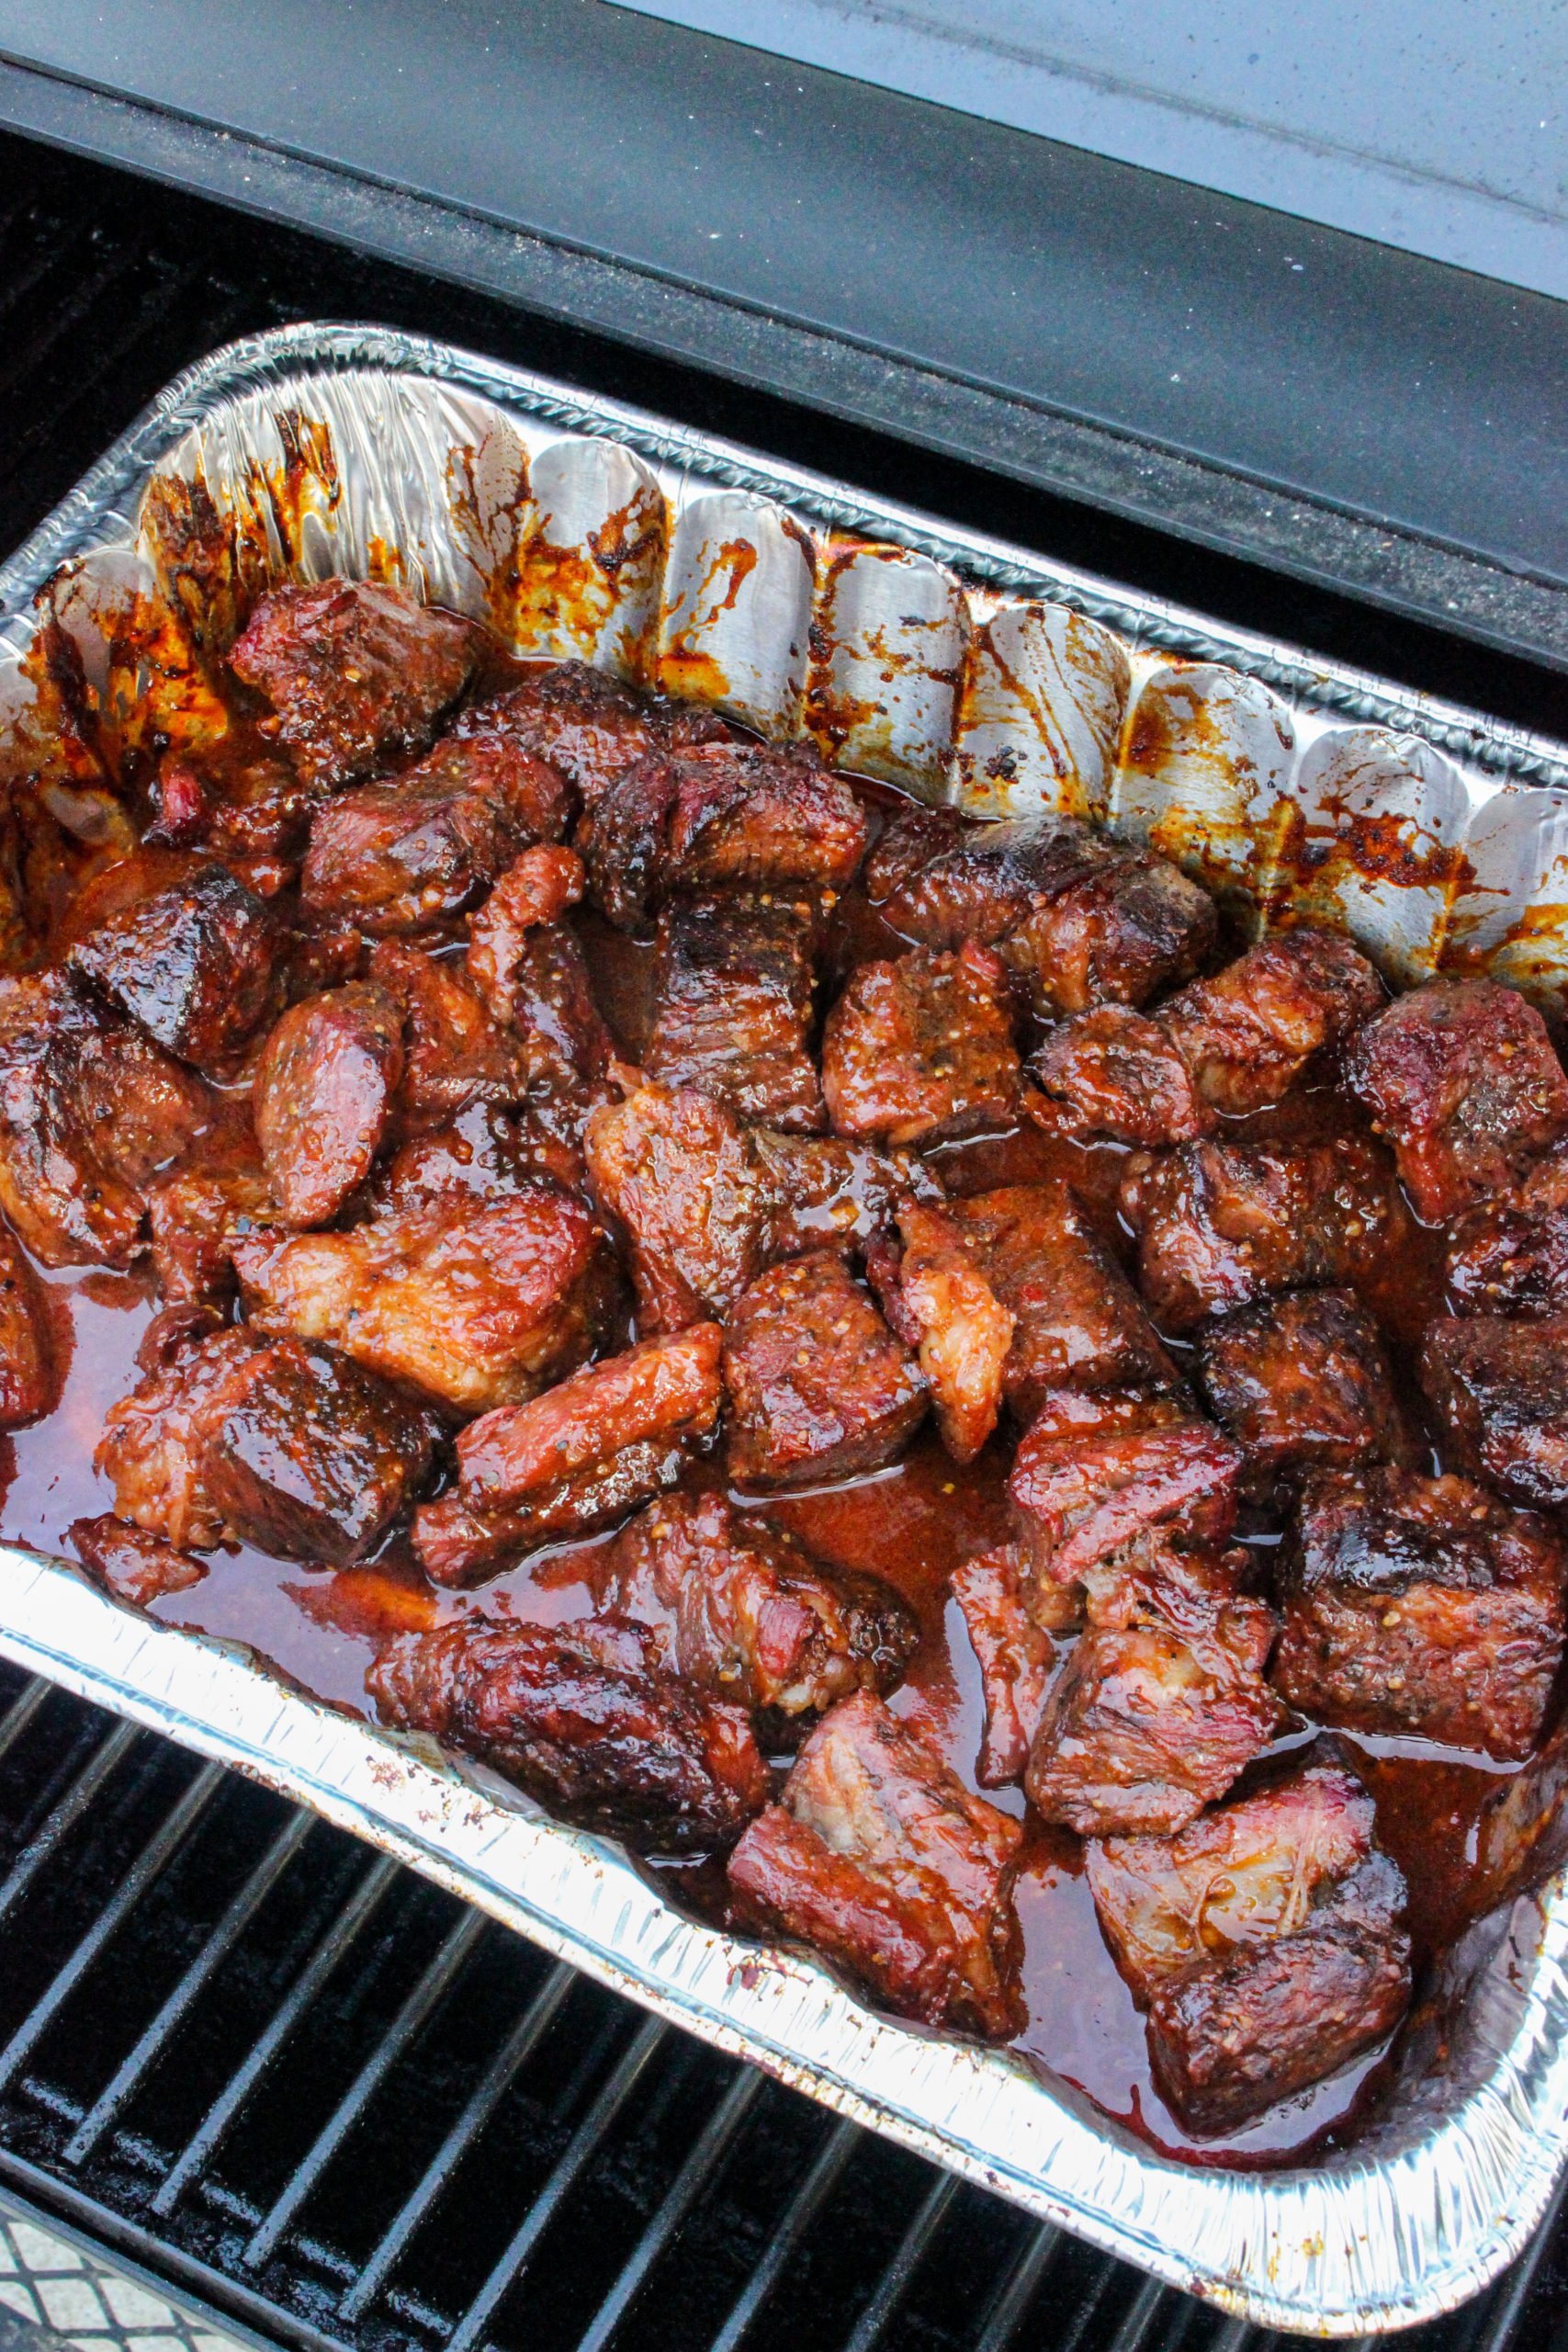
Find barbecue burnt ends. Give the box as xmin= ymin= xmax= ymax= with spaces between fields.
xmin=15 ymin=573 xmax=1568 ymax=2144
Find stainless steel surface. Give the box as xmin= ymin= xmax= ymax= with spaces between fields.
xmin=2 ymin=320 xmax=1567 ymax=2336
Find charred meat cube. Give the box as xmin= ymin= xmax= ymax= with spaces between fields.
xmin=1197 ymin=1288 xmax=1410 ymax=1500
xmin=68 ymin=856 xmax=285 ymax=1072
xmin=749 ymin=1129 xmax=942 ymax=1261
xmin=0 ymin=1219 xmax=54 ymax=1430
xmin=70 ymin=1513 xmax=209 ymax=1607
xmin=460 ymin=661 xmax=728 ymax=812
xmin=728 ymin=1690 xmax=1024 ymax=2036
xmin=645 ymin=894 xmax=823 ymax=1133
xmin=148 ymin=1145 xmax=278 ymax=1304
xmin=579 ymin=741 xmax=865 ymax=927
xmin=466 ymin=844 xmax=586 ymax=1023
xmin=368 ymin=1612 xmax=768 ymax=1850
xmin=947 ymin=1184 xmax=1176 ymax=1424
xmin=232 ymin=1183 xmax=615 ymax=1413
xmin=1087 ymin=1763 xmax=1411 ymax=2134
xmin=253 ymin=982 xmax=405 ymax=1227
xmin=419 ymin=1324 xmax=725 ymax=1586
xmin=585 ymin=1083 xmax=767 ymax=1329
xmin=0 ymin=969 xmax=213 ymax=1269
xmin=1273 ymin=1465 xmax=1568 ymax=1759
xmin=951 ymin=1544 xmax=1055 ymax=1788
xmin=1346 ymin=978 xmax=1568 ymax=1223
xmin=1445 ymin=1196 xmax=1568 ymax=1317
xmin=866 ymin=808 xmax=1217 ymax=1017
xmin=1024 ymin=1554 xmax=1281 ymax=1837
xmin=1420 ymin=1314 xmax=1568 ymax=1514
xmin=97 ymin=1324 xmax=260 ymax=1551
xmin=723 ymin=1252 xmax=927 ymax=1488
xmin=228 ymin=579 xmax=478 ymax=792
xmin=367 ymin=940 xmax=532 ymax=1115
xmin=871 ymin=1203 xmax=1013 ymax=1464
xmin=300 ymin=731 xmax=572 ymax=934
xmin=821 ymin=944 xmax=1021 ymax=1148
xmin=604 ymin=1490 xmax=918 ymax=1724
xmin=1010 ymin=1403 xmax=1241 ymax=1589
xmin=1029 ymin=1005 xmax=1206 ymax=1148
xmin=1119 ymin=1136 xmax=1405 ymax=1332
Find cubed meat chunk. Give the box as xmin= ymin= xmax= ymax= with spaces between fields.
xmin=1445 ymin=1197 xmax=1568 ymax=1317
xmin=1273 ymin=1465 xmax=1568 ymax=1759
xmin=585 ymin=1083 xmax=767 ymax=1329
xmin=871 ymin=1203 xmax=1013 ymax=1463
xmin=148 ymin=1145 xmax=279 ymax=1304
xmin=947 ymin=1184 xmax=1176 ymax=1423
xmin=1420 ymin=1314 xmax=1568 ymax=1513
xmin=96 ymin=1324 xmax=260 ymax=1550
xmin=1010 ymin=1402 xmax=1241 ymax=1589
xmin=865 ymin=808 xmax=1217 ymax=1016
xmin=1029 ymin=1006 xmax=1206 ymax=1148
xmin=728 ymin=1690 xmax=1024 ymax=2035
xmin=368 ymin=1612 xmax=768 ymax=1850
xmin=1024 ymin=1555 xmax=1280 ymax=1836
xmin=253 ymin=982 xmax=405 ymax=1227
xmin=821 ymin=944 xmax=1021 ymax=1148
xmin=466 ymin=844 xmax=586 ymax=1022
xmin=645 ymin=894 xmax=823 ymax=1132
xmin=0 ymin=1220 xmax=55 ymax=1429
xmin=1087 ymin=1762 xmax=1411 ymax=2134
xmin=151 ymin=737 xmax=314 ymax=877
xmin=232 ymin=1183 xmax=615 ymax=1412
xmin=68 ymin=856 xmax=284 ymax=1071
xmin=578 ymin=741 xmax=866 ymax=927
xmin=1346 ymin=978 xmax=1568 ymax=1223
xmin=748 ymin=1129 xmax=942 ymax=1260
xmin=367 ymin=940 xmax=532 ymax=1114
xmin=376 ymin=1098 xmax=585 ymax=1210
xmin=951 ymin=1544 xmax=1055 ymax=1787
xmin=604 ymin=1490 xmax=918 ymax=1724
xmin=458 ymin=662 xmax=728 ymax=812
xmin=1198 ymin=1288 xmax=1410 ymax=1501
xmin=229 ymin=579 xmax=478 ymax=791
xmin=300 ymin=733 xmax=571 ymax=934
xmin=1119 ymin=1136 xmax=1405 ymax=1332
xmin=70 ymin=1513 xmax=209 ymax=1606
xmin=0 ymin=970 xmax=213 ymax=1269
xmin=417 ymin=1325 xmax=725 ymax=1586
xmin=723 ymin=1252 xmax=927 ymax=1488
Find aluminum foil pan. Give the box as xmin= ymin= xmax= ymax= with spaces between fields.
xmin=1 ymin=322 xmax=1567 ymax=2336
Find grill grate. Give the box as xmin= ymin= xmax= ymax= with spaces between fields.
xmin=1 ymin=120 xmax=1567 ymax=2352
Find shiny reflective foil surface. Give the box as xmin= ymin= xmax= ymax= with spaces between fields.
xmin=2 ymin=323 xmax=1567 ymax=2335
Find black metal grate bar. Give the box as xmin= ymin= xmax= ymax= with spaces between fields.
xmin=1107 ymin=2278 xmax=1177 ymax=2352
xmin=0 ymin=1715 xmax=140 ymax=1929
xmin=707 ymin=2116 xmax=863 ymax=2352
xmin=0 ymin=1679 xmax=51 ymax=1770
xmin=971 ymin=2222 xmax=1066 ymax=2352
xmin=842 ymin=2171 xmax=963 ymax=2352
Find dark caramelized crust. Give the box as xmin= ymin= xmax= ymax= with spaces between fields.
xmin=1029 ymin=1006 xmax=1207 ymax=1148
xmin=149 ymin=1144 xmax=277 ymax=1305
xmin=1119 ymin=1136 xmax=1405 ymax=1332
xmin=723 ymin=1252 xmax=927 ymax=1488
xmin=368 ymin=1612 xmax=768 ymax=1849
xmin=414 ymin=1440 xmax=691 ymax=1586
xmin=951 ymin=1544 xmax=1055 ymax=1787
xmin=728 ymin=1690 xmax=1024 ymax=2035
xmin=253 ymin=982 xmax=405 ymax=1227
xmin=645 ymin=892 xmax=823 ymax=1132
xmin=1419 ymin=1313 xmax=1568 ymax=1512
xmin=821 ymin=943 xmax=1021 ymax=1148
xmin=750 ymin=1129 xmax=942 ymax=1261
xmin=585 ymin=1083 xmax=767 ymax=1329
xmin=460 ymin=661 xmax=728 ymax=811
xmin=70 ymin=1513 xmax=209 ymax=1607
xmin=229 ymin=580 xmax=478 ymax=791
xmin=1445 ymin=1196 xmax=1568 ymax=1317
xmin=376 ymin=1099 xmax=586 ymax=1211
xmin=1010 ymin=1404 xmax=1241 ymax=1589
xmin=1087 ymin=1764 xmax=1411 ymax=2134
xmin=1346 ymin=978 xmax=1568 ymax=1223
xmin=96 ymin=1324 xmax=261 ymax=1550
xmin=466 ymin=844 xmax=587 ymax=1024
xmin=0 ymin=1219 xmax=54 ymax=1429
xmin=151 ymin=740 xmax=314 ymax=877
xmin=1198 ymin=1288 xmax=1411 ymax=1499
xmin=367 ymin=940 xmax=534 ymax=1116
xmin=604 ymin=1490 xmax=918 ymax=1723
xmin=1274 ymin=1465 xmax=1568 ymax=1759
xmin=68 ymin=857 xmax=286 ymax=1072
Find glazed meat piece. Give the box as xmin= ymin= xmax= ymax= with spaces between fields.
xmin=585 ymin=1083 xmax=767 ymax=1329
xmin=821 ymin=944 xmax=1021 ymax=1148
xmin=728 ymin=1690 xmax=1023 ymax=2036
xmin=151 ymin=739 xmax=314 ymax=878
xmin=368 ymin=1613 xmax=768 ymax=1850
xmin=300 ymin=732 xmax=571 ymax=935
xmin=579 ymin=741 xmax=865 ymax=927
xmin=1030 ymin=931 xmax=1384 ymax=1142
xmin=1119 ymin=1136 xmax=1405 ymax=1332
xmin=1346 ymin=978 xmax=1568 ymax=1223
xmin=1010 ymin=1401 xmax=1241 ymax=1589
xmin=1445 ymin=1196 xmax=1568 ymax=1317
xmin=232 ymin=1182 xmax=615 ymax=1412
xmin=947 ymin=1184 xmax=1176 ymax=1424
xmin=645 ymin=894 xmax=823 ymax=1132
xmin=865 ymin=807 xmax=1217 ymax=1016
xmin=1197 ymin=1288 xmax=1410 ymax=1500
xmin=604 ymin=1491 xmax=918 ymax=1723
xmin=723 ymin=1252 xmax=927 ymax=1488
xmin=951 ymin=1544 xmax=1055 ymax=1787
xmin=229 ymin=579 xmax=478 ymax=792
xmin=68 ymin=857 xmax=285 ymax=1072
xmin=871 ymin=1203 xmax=1013 ymax=1463
xmin=1024 ymin=1552 xmax=1281 ymax=1837
xmin=466 ymin=844 xmax=587 ymax=1023
xmin=0 ymin=969 xmax=213 ymax=1269
xmin=253 ymin=982 xmax=405 ymax=1227
xmin=367 ymin=940 xmax=532 ymax=1114
xmin=97 ymin=1324 xmax=259 ymax=1551
xmin=460 ymin=661 xmax=728 ymax=812
xmin=377 ymin=1097 xmax=585 ymax=1208
xmin=70 ymin=1513 xmax=209 ymax=1606
xmin=1087 ymin=1762 xmax=1411 ymax=2134
xmin=419 ymin=1325 xmax=725 ymax=1585
xmin=1273 ymin=1465 xmax=1568 ymax=1759
xmin=1420 ymin=1314 xmax=1568 ymax=1513
xmin=0 ymin=1220 xmax=54 ymax=1429
xmin=148 ymin=1145 xmax=279 ymax=1304
xmin=749 ymin=1129 xmax=942 ymax=1260
xmin=1475 ymin=1713 xmax=1568 ymax=1904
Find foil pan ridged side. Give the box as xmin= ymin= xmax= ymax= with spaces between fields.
xmin=1 ymin=323 xmax=1568 ymax=2335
